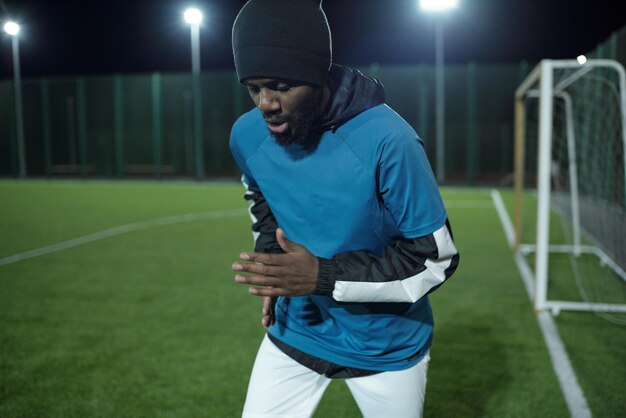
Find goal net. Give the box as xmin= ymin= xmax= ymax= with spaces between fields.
xmin=513 ymin=59 xmax=626 ymax=324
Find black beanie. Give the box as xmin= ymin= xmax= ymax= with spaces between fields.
xmin=232 ymin=0 xmax=332 ymax=87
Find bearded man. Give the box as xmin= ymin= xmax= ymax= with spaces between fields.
xmin=229 ymin=1 xmax=460 ymax=416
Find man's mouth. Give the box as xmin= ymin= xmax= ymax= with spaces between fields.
xmin=265 ymin=119 xmax=288 ymax=134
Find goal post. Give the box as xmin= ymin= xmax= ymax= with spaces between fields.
xmin=514 ymin=59 xmax=626 ymax=322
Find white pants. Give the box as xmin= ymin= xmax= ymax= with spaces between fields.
xmin=242 ymin=335 xmax=430 ymax=418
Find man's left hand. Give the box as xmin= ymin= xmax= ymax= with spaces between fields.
xmin=232 ymin=228 xmax=318 ymax=297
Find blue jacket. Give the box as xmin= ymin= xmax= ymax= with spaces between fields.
xmin=230 ymin=65 xmax=459 ymax=372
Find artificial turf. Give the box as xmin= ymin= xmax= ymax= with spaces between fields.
xmin=0 ymin=181 xmax=623 ymax=417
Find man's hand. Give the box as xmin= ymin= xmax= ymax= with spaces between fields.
xmin=232 ymin=228 xmax=318 ymax=297
xmin=262 ymin=297 xmax=274 ymax=328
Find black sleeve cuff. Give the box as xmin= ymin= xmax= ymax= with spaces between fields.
xmin=262 ymin=244 xmax=285 ymax=254
xmin=315 ymin=257 xmax=337 ymax=296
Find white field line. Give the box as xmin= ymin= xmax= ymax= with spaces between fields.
xmin=490 ymin=190 xmax=537 ymax=298
xmin=0 ymin=208 xmax=246 ymax=267
xmin=514 ymin=252 xmax=536 ymax=303
xmin=490 ymin=190 xmax=515 ymax=247
xmin=537 ymin=311 xmax=592 ymax=418
xmin=490 ymin=189 xmax=591 ymax=418
xmin=0 ymin=199 xmax=488 ymax=268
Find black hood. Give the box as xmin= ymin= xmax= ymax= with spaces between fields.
xmin=319 ymin=64 xmax=385 ymax=132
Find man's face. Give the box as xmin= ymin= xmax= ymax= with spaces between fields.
xmin=245 ymin=78 xmax=325 ymax=147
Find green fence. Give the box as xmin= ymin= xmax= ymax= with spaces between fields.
xmin=0 ymin=64 xmax=523 ymax=184
xmin=0 ymin=71 xmax=248 ymax=179
xmin=1 ymin=26 xmax=624 ymax=184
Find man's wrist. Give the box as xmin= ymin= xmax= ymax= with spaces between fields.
xmin=315 ymin=257 xmax=337 ymax=296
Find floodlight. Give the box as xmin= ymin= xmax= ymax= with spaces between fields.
xmin=418 ymin=0 xmax=459 ymax=182
xmin=181 ymin=7 xmax=205 ymax=178
xmin=184 ymin=8 xmax=203 ymax=25
xmin=420 ymin=0 xmax=459 ymax=12
xmin=577 ymin=55 xmax=587 ymax=65
xmin=3 ymin=21 xmax=20 ymax=36
xmin=4 ymin=20 xmax=26 ymax=177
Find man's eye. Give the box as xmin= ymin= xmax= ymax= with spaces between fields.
xmin=276 ymin=84 xmax=291 ymax=92
xmin=247 ymin=86 xmax=260 ymax=94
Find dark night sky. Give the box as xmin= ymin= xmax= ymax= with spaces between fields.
xmin=0 ymin=0 xmax=625 ymax=80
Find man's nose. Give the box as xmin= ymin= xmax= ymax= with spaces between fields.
xmin=258 ymin=90 xmax=280 ymax=113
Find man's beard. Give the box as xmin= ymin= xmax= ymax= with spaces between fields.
xmin=270 ymin=88 xmax=324 ymax=148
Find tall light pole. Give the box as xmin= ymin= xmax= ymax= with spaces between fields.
xmin=184 ymin=7 xmax=204 ymax=179
xmin=3 ymin=21 xmax=26 ymax=178
xmin=420 ymin=0 xmax=458 ymax=183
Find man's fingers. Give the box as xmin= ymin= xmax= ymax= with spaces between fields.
xmin=276 ymin=228 xmax=292 ymax=253
xmin=262 ymin=297 xmax=272 ymax=328
xmin=262 ymin=313 xmax=275 ymax=328
xmin=235 ymin=274 xmax=276 ymax=287
xmin=249 ymin=286 xmax=284 ymax=297
xmin=276 ymin=228 xmax=303 ymax=253
xmin=262 ymin=296 xmax=272 ymax=315
xmin=238 ymin=251 xmax=281 ymax=266
xmin=232 ymin=261 xmax=281 ymax=276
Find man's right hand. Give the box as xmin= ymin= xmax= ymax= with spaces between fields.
xmin=262 ymin=296 xmax=275 ymax=328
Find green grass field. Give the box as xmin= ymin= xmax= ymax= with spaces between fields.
xmin=1 ymin=180 xmax=624 ymax=417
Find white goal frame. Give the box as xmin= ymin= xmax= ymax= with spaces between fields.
xmin=513 ymin=59 xmax=626 ymax=314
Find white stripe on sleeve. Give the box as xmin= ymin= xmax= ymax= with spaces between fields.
xmin=332 ymin=224 xmax=457 ymax=303
xmin=242 ymin=176 xmax=260 ymax=245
